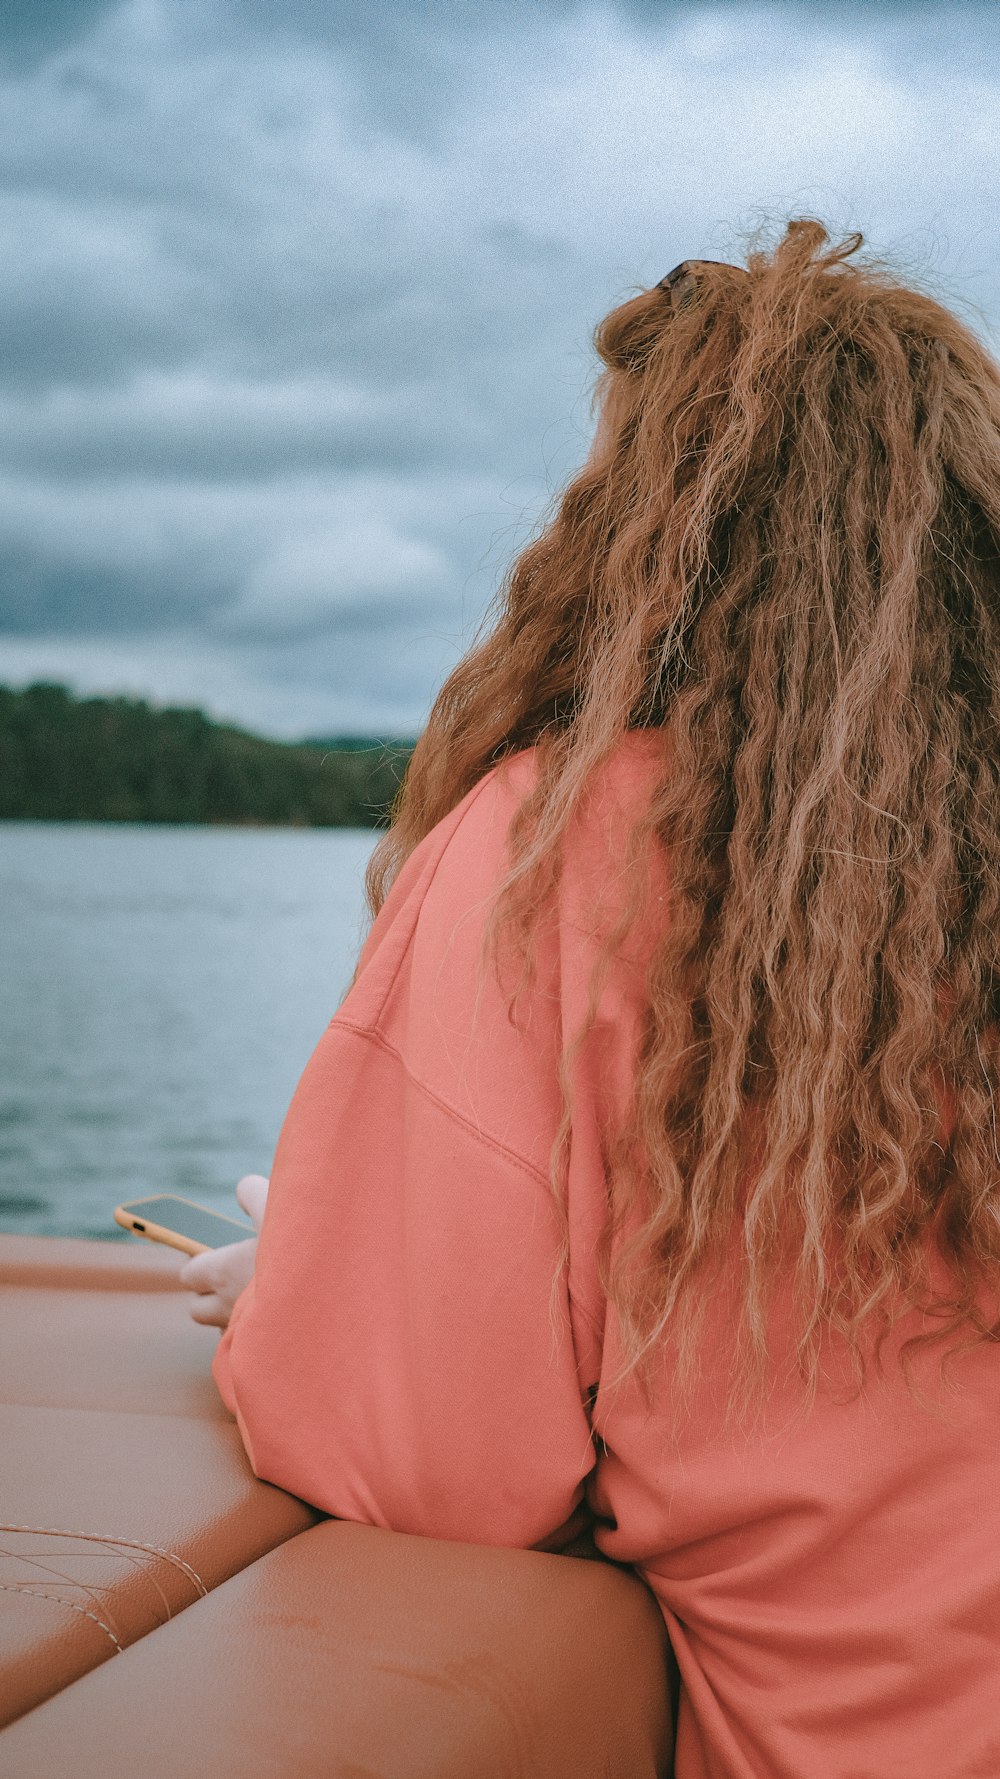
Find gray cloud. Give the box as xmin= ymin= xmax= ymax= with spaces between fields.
xmin=0 ymin=1 xmax=118 ymax=69
xmin=1 ymin=0 xmax=999 ymax=735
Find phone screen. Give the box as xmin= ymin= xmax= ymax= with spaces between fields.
xmin=121 ymin=1197 xmax=254 ymax=1249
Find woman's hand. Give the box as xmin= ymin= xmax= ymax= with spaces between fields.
xmin=178 ymin=1174 xmax=269 ymax=1329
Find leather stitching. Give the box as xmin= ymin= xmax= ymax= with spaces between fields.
xmin=0 ymin=1524 xmax=207 ymax=1597
xmin=0 ymin=1580 xmax=124 ymax=1653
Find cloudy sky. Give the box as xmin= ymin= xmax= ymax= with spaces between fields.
xmin=1 ymin=1 xmax=998 ymax=738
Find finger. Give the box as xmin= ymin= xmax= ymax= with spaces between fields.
xmin=178 ymin=1252 xmax=218 ymax=1290
xmin=189 ymin=1293 xmax=228 ymax=1328
xmin=181 ymin=1238 xmax=249 ymax=1292
xmin=236 ymin=1174 xmax=269 ymax=1230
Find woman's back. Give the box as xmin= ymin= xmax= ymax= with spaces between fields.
xmin=214 ymin=729 xmax=1000 ymax=1778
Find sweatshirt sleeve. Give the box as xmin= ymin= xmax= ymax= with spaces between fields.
xmin=211 ymin=755 xmax=608 ymax=1547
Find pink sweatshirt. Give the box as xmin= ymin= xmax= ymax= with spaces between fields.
xmin=213 ymin=731 xmax=1000 ymax=1779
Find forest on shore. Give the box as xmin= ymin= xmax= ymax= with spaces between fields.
xmin=0 ymin=682 xmax=417 ymax=827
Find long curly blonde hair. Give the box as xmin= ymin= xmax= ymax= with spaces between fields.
xmin=364 ymin=218 xmax=1000 ymax=1427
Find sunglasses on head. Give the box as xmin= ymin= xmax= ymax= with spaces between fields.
xmin=657 ymin=259 xmax=749 ymax=311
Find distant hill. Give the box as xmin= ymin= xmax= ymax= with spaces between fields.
xmin=0 ymin=682 xmax=416 ymax=828
xmin=304 ymin=734 xmax=418 ymax=753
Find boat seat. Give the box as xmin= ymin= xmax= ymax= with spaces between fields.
xmin=0 ymin=1233 xmax=678 ymax=1775
xmin=0 ymin=1518 xmax=675 ymax=1777
xmin=0 ymin=1234 xmax=319 ymax=1725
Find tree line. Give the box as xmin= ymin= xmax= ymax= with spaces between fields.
xmin=0 ymin=683 xmax=416 ymax=827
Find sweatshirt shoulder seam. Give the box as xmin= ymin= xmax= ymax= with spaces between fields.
xmin=328 ymin=1015 xmax=552 ymax=1191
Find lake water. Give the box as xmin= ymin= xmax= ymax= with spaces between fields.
xmin=0 ymin=823 xmax=378 ymax=1240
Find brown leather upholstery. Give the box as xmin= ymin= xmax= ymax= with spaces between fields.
xmin=0 ymin=1520 xmax=676 ymax=1778
xmin=0 ymin=1234 xmax=319 ymax=1725
xmin=2 ymin=1236 xmax=230 ymax=1418
xmin=0 ymin=1232 xmax=192 ymax=1294
xmin=0 ymin=1233 xmax=678 ymax=1774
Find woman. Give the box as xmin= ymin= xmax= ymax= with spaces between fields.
xmin=181 ymin=218 xmax=1000 ymax=1778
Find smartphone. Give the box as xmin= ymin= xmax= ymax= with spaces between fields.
xmin=114 ymin=1193 xmax=256 ymax=1257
